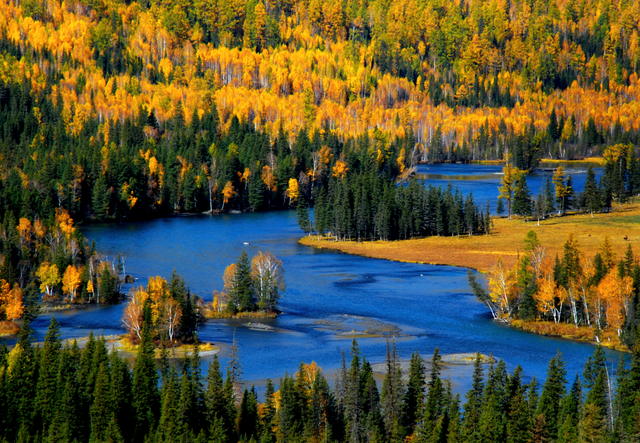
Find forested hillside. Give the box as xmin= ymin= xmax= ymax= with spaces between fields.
xmin=3 ymin=0 xmax=640 ymax=225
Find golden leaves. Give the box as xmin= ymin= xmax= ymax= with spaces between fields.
xmin=0 ymin=280 xmax=23 ymax=321
xmin=62 ymin=265 xmax=82 ymax=301
xmin=332 ymin=159 xmax=348 ymax=178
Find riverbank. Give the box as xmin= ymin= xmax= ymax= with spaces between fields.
xmin=510 ymin=320 xmax=628 ymax=352
xmin=300 ymin=202 xmax=640 ymax=273
xmin=26 ymin=335 xmax=221 ymax=358
xmin=300 ymin=203 xmax=639 ymax=351
xmin=469 ymin=157 xmax=605 ymax=166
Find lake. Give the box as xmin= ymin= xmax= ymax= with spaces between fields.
xmin=5 ymin=163 xmax=620 ymax=396
xmin=417 ymin=162 xmax=603 ymax=214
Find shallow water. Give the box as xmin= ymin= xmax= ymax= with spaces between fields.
xmin=5 ymin=164 xmax=621 ymax=397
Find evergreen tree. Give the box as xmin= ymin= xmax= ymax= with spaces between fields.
xmin=296 ymin=198 xmax=313 ymax=235
xmin=536 ymin=351 xmax=567 ymax=440
xmin=496 ymin=197 xmax=505 ymax=217
xmin=132 ymin=301 xmax=160 ymax=442
xmin=461 ymin=353 xmax=485 ymax=442
xmin=544 ymin=174 xmax=556 ymax=215
xmin=381 ymin=340 xmax=404 ymax=440
xmin=90 ymin=364 xmax=115 ymax=441
xmin=227 ymin=250 xmax=255 ymax=312
xmin=584 ymin=165 xmax=601 ymax=217
xmin=238 ymin=388 xmax=259 ymax=441
xmin=34 ymin=317 xmax=62 ymax=434
xmin=401 ymin=351 xmax=425 ymax=435
xmin=557 ymin=375 xmax=581 ymax=443
xmin=512 ymin=173 xmax=533 ymax=220
xmin=206 ymin=355 xmax=236 ymax=441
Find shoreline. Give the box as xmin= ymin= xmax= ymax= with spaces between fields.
xmin=300 ymin=204 xmax=640 ymax=350
xmin=300 ymin=203 xmax=639 ymax=273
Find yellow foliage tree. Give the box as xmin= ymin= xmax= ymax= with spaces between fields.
xmin=37 ymin=262 xmax=60 ymax=297
xmin=62 ymin=265 xmax=82 ymax=302
xmin=286 ymin=178 xmax=300 ymax=205
xmin=487 ymin=257 xmax=517 ymax=321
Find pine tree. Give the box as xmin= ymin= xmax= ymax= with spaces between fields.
xmin=536 ymin=351 xmax=567 ymax=440
xmin=260 ymin=379 xmax=277 ymax=443
xmin=206 ymin=355 xmax=236 ymax=441
xmin=345 ymin=339 xmax=365 ymax=443
xmin=90 ymin=364 xmax=114 ymax=441
xmin=496 ymin=197 xmax=505 ymax=217
xmin=381 ymin=340 xmax=404 ymax=440
xmin=512 ymin=172 xmax=532 ymax=221
xmin=557 ymin=375 xmax=582 ymax=443
xmin=401 ymin=351 xmax=425 ymax=435
xmin=132 ymin=301 xmax=160 ymax=442
xmin=461 ymin=353 xmax=485 ymax=442
xmin=544 ymin=174 xmax=555 ymax=215
xmin=238 ymin=388 xmax=259 ymax=441
xmin=110 ymin=350 xmax=134 ymax=442
xmin=91 ymin=171 xmax=109 ymax=220
xmin=228 ymin=250 xmax=255 ymax=312
xmin=34 ymin=317 xmax=62 ymax=434
xmin=296 ymin=198 xmax=313 ymax=235
xmin=584 ymin=165 xmax=601 ymax=217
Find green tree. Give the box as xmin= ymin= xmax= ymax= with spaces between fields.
xmin=536 ymin=351 xmax=567 ymax=440
xmin=132 ymin=301 xmax=160 ymax=442
xmin=512 ymin=172 xmax=532 ymax=221
xmin=227 ymin=250 xmax=255 ymax=312
xmin=296 ymin=198 xmax=313 ymax=235
xmin=584 ymin=165 xmax=601 ymax=217
xmin=401 ymin=351 xmax=425 ymax=435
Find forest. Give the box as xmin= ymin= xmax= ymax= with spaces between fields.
xmin=1 ymin=315 xmax=640 ymax=443
xmin=4 ymin=0 xmax=640 ymax=228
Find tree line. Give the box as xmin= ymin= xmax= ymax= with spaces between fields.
xmin=304 ymin=176 xmax=490 ymax=241
xmin=2 ymin=315 xmax=640 ymax=443
xmin=469 ymin=231 xmax=640 ymax=349
xmin=498 ymin=145 xmax=640 ymax=222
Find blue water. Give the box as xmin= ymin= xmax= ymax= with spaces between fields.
xmin=417 ymin=163 xmax=603 ymax=214
xmin=6 ymin=163 xmax=621 ymax=396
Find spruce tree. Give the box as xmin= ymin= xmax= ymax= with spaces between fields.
xmin=512 ymin=173 xmax=533 ymax=221
xmin=557 ymin=375 xmax=582 ymax=443
xmin=34 ymin=317 xmax=62 ymax=434
xmin=381 ymin=340 xmax=404 ymax=440
xmin=536 ymin=351 xmax=567 ymax=441
xmin=401 ymin=351 xmax=425 ymax=434
xmin=132 ymin=301 xmax=160 ymax=442
xmin=584 ymin=165 xmax=601 ymax=217
xmin=228 ymin=250 xmax=254 ymax=312
xmin=238 ymin=388 xmax=259 ymax=441
xmin=90 ymin=364 xmax=114 ymax=442
xmin=260 ymin=379 xmax=277 ymax=443
xmin=206 ymin=355 xmax=236 ymax=440
xmin=296 ymin=198 xmax=313 ymax=235
xmin=496 ymin=197 xmax=505 ymax=217
xmin=544 ymin=174 xmax=556 ymax=215
xmin=461 ymin=353 xmax=485 ymax=442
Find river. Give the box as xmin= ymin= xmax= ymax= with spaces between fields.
xmin=4 ymin=163 xmax=619 ymax=395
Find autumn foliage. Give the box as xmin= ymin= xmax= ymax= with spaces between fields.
xmin=473 ymin=231 xmax=640 ymax=348
xmin=122 ymin=272 xmax=204 ymax=343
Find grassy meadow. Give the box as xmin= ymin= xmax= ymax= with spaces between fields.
xmin=300 ymin=200 xmax=640 ymax=273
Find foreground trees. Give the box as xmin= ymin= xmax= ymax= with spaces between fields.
xmin=2 ymin=318 xmax=640 ymax=443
